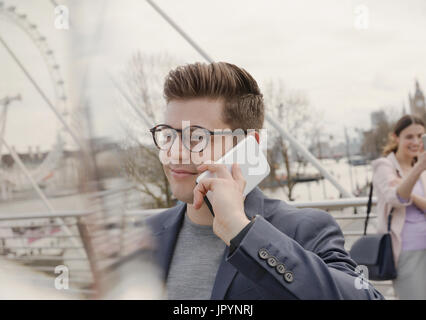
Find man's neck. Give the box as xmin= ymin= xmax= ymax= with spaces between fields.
xmin=186 ymin=201 xmax=214 ymax=226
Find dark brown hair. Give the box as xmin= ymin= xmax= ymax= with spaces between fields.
xmin=163 ymin=62 xmax=264 ymax=130
xmin=382 ymin=114 xmax=425 ymax=156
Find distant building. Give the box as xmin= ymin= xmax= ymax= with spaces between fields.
xmin=1 ymin=146 xmax=47 ymax=168
xmin=370 ymin=110 xmax=387 ymax=127
xmin=409 ymin=80 xmax=425 ymax=117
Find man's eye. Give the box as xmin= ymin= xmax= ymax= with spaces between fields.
xmin=161 ymin=133 xmax=173 ymax=142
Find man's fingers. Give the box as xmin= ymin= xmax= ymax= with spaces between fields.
xmin=231 ymin=163 xmax=246 ymax=192
xmin=197 ymin=163 xmax=233 ymax=180
xmin=193 ymin=178 xmax=216 ymax=209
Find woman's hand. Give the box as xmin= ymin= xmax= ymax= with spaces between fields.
xmin=416 ymin=151 xmax=426 ymax=171
xmin=397 ymin=153 xmax=426 ymax=200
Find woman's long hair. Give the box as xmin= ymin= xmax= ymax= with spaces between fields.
xmin=382 ymin=114 xmax=425 ymax=158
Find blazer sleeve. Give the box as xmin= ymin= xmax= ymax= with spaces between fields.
xmin=372 ymin=158 xmax=413 ymax=208
xmin=226 ymin=211 xmax=384 ymax=300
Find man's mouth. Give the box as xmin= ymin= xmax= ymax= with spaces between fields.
xmin=169 ymin=168 xmax=198 ymax=179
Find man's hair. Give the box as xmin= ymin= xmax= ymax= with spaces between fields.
xmin=163 ymin=62 xmax=264 ymax=130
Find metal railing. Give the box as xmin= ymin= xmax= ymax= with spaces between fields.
xmin=0 ymin=204 xmax=156 ymax=298
xmin=0 ymin=210 xmax=94 ymax=297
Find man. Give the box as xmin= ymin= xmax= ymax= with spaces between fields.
xmin=146 ymin=61 xmax=384 ymax=300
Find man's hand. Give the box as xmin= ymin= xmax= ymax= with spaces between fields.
xmin=193 ymin=163 xmax=251 ymax=246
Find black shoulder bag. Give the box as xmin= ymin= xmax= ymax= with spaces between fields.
xmin=349 ymin=183 xmax=398 ymax=281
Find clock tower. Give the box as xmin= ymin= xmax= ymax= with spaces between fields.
xmin=409 ymin=80 xmax=425 ymax=117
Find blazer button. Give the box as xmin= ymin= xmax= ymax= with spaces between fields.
xmin=275 ymin=263 xmax=286 ymax=275
xmin=283 ymin=271 xmax=294 ymax=283
xmin=267 ymin=256 xmax=278 ymax=267
xmin=258 ymin=248 xmax=269 ymax=260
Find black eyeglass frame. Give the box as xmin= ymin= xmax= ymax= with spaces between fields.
xmin=149 ymin=124 xmax=248 ymax=153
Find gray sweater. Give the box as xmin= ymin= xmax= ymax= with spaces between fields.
xmin=166 ymin=213 xmax=225 ymax=300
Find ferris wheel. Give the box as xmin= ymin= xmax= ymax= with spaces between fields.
xmin=0 ymin=2 xmax=73 ymax=189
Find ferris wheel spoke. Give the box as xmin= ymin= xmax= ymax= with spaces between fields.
xmin=0 ymin=35 xmax=83 ymax=151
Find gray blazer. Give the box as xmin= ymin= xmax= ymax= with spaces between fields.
xmin=147 ymin=187 xmax=384 ymax=300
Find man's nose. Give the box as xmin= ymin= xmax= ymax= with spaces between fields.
xmin=168 ymin=135 xmax=191 ymax=164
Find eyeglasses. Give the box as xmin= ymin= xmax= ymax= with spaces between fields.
xmin=149 ymin=124 xmax=247 ymax=153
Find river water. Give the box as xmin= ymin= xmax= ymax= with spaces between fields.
xmin=267 ymin=158 xmax=372 ymax=202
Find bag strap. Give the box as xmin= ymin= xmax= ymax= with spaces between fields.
xmin=363 ymin=182 xmax=374 ymax=235
xmin=363 ymin=182 xmax=394 ymax=235
xmin=387 ymin=208 xmax=394 ymax=232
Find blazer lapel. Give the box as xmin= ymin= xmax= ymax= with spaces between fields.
xmin=153 ymin=203 xmax=186 ymax=281
xmin=210 ymin=187 xmax=265 ymax=299
xmin=210 ymin=246 xmax=238 ymax=299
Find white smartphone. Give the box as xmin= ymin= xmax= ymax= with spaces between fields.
xmin=422 ymin=134 xmax=426 ymax=150
xmin=196 ymin=135 xmax=270 ymax=196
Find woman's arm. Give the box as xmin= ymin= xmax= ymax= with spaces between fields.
xmin=373 ymin=160 xmax=412 ymax=208
xmin=411 ymin=194 xmax=426 ymax=212
xmin=396 ymin=162 xmax=424 ymax=200
xmin=373 ymin=151 xmax=426 ymax=208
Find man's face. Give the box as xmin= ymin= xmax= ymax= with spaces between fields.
xmin=160 ymin=98 xmax=234 ymax=204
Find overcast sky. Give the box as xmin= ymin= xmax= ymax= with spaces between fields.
xmin=1 ymin=0 xmax=426 ymax=152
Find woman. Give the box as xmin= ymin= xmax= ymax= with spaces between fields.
xmin=372 ymin=114 xmax=426 ymax=299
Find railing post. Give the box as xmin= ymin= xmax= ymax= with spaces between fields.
xmin=76 ymin=216 xmax=99 ymax=298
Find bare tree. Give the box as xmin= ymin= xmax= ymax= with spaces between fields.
xmin=121 ymin=130 xmax=174 ymax=208
xmin=117 ymin=52 xmax=180 ymax=208
xmin=261 ymin=79 xmax=315 ymax=201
